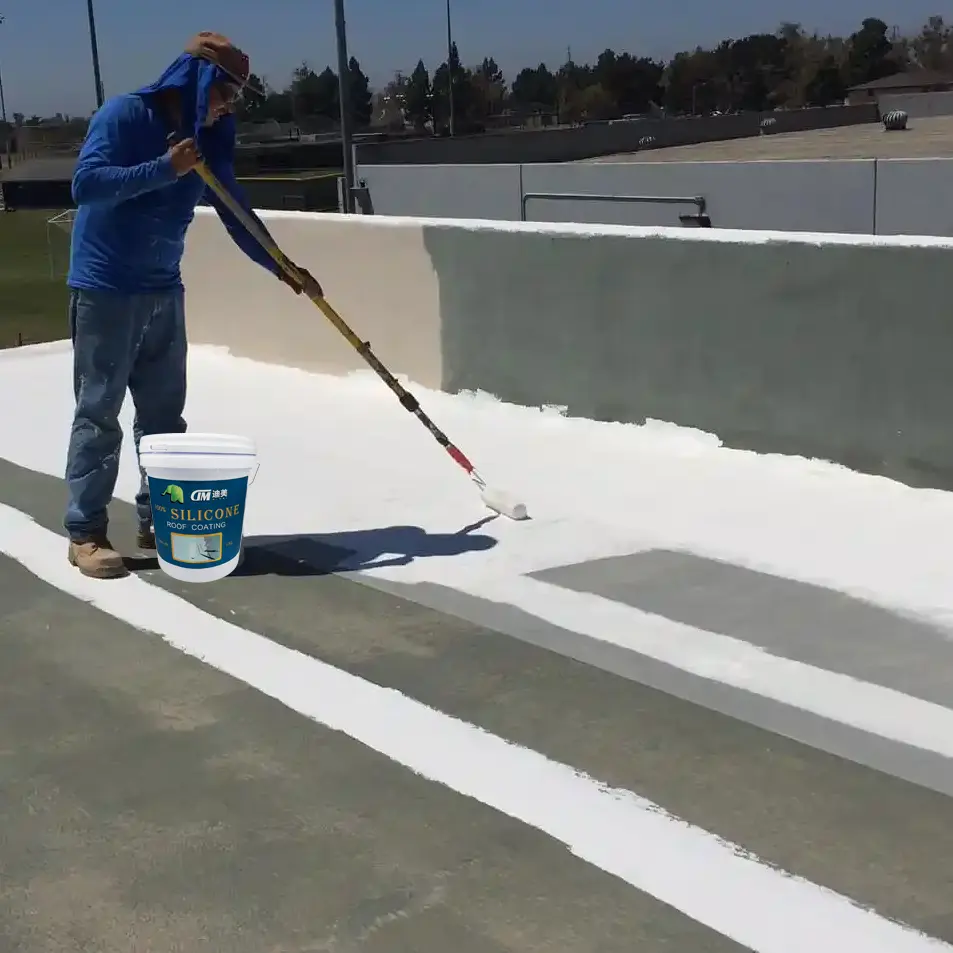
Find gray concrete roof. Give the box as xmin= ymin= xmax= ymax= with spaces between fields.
xmin=587 ymin=115 xmax=953 ymax=162
xmin=2 ymin=453 xmax=953 ymax=949
xmin=0 ymin=155 xmax=78 ymax=181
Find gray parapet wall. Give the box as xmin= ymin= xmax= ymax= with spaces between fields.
xmin=425 ymin=222 xmax=953 ymax=490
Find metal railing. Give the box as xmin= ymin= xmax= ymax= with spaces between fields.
xmin=520 ymin=190 xmax=710 ymax=226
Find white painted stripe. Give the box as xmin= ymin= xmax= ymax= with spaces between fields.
xmin=449 ymin=574 xmax=953 ymax=760
xmin=0 ymin=503 xmax=948 ymax=953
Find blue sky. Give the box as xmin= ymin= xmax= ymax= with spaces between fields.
xmin=0 ymin=0 xmax=944 ymax=117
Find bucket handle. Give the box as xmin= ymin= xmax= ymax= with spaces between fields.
xmin=249 ymin=462 xmax=260 ymax=485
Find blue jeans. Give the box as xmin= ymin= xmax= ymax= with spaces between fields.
xmin=64 ymin=288 xmax=187 ymax=541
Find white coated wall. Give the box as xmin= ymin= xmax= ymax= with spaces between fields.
xmin=356 ymin=158 xmax=953 ymax=236
xmin=182 ymin=209 xmax=444 ymax=388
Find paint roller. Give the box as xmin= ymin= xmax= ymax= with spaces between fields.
xmin=188 ymin=151 xmax=530 ymax=522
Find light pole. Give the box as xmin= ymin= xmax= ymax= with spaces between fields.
xmin=445 ymin=0 xmax=455 ymax=135
xmin=85 ymin=0 xmax=104 ymax=109
xmin=333 ymin=0 xmax=356 ymax=213
xmin=0 ymin=15 xmax=8 ymax=123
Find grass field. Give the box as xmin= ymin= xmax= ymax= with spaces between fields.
xmin=0 ymin=210 xmax=71 ymax=349
xmin=0 ymin=167 xmax=343 ymax=350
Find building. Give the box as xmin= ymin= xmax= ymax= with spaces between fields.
xmin=847 ymin=70 xmax=953 ymax=106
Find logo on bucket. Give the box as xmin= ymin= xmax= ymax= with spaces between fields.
xmin=148 ymin=476 xmax=249 ymax=576
xmin=161 ymin=484 xmax=185 ymax=504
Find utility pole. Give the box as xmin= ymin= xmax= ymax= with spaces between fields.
xmin=0 ymin=16 xmax=7 ymax=123
xmin=86 ymin=0 xmax=105 ymax=108
xmin=445 ymin=0 xmax=455 ymax=135
xmin=333 ymin=0 xmax=356 ymax=212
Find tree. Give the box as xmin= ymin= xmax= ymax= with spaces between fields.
xmin=771 ymin=23 xmax=821 ymax=107
xmin=803 ymin=56 xmax=847 ymax=106
xmin=236 ymin=73 xmax=271 ymax=122
xmin=432 ymin=42 xmax=476 ymax=131
xmin=561 ymin=83 xmax=615 ymax=122
xmin=471 ymin=57 xmax=506 ymax=117
xmin=591 ymin=49 xmax=664 ymax=116
xmin=911 ymin=16 xmax=953 ymax=71
xmin=511 ymin=63 xmax=558 ymax=110
xmin=845 ymin=18 xmax=900 ymax=87
xmin=376 ymin=72 xmax=409 ymax=129
xmin=290 ymin=62 xmax=338 ymax=120
xmin=261 ymin=89 xmax=294 ymax=123
xmin=722 ymin=34 xmax=789 ymax=111
xmin=32 ymin=16 xmax=946 ymax=136
xmin=348 ymin=57 xmax=373 ymax=126
xmin=404 ymin=59 xmax=433 ymax=132
xmin=663 ymin=48 xmax=720 ymax=114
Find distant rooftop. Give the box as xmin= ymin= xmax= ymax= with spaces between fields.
xmin=847 ymin=70 xmax=953 ymax=92
xmin=585 ymin=114 xmax=953 ymax=163
xmin=0 ymin=157 xmax=78 ymax=182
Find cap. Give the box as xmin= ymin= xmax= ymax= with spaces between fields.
xmin=184 ymin=31 xmax=264 ymax=98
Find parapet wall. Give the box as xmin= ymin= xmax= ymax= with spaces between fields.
xmin=184 ymin=208 xmax=953 ymax=491
xmin=354 ymin=158 xmax=953 ymax=236
xmin=183 ymin=210 xmax=444 ymax=388
xmin=878 ymin=90 xmax=953 ymax=119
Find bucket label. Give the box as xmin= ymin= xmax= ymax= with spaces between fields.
xmin=148 ymin=476 xmax=249 ymax=569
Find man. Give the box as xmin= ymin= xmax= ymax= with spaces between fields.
xmin=64 ymin=32 xmax=320 ymax=579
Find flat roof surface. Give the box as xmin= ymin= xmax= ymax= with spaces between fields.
xmin=2 ymin=341 xmax=953 ymax=951
xmin=587 ymin=115 xmax=953 ymax=162
xmin=0 ymin=156 xmax=77 ymax=181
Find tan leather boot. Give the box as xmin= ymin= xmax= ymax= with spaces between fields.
xmin=67 ymin=536 xmax=128 ymax=579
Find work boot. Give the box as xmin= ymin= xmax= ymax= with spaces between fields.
xmin=136 ymin=522 xmax=156 ymax=551
xmin=67 ymin=535 xmax=127 ymax=579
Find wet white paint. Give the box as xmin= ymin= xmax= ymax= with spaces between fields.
xmin=3 ymin=344 xmax=953 ymax=756
xmin=5 ymin=342 xmax=953 ymax=616
xmin=0 ymin=502 xmax=949 ymax=953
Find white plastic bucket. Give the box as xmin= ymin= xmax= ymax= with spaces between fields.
xmin=138 ymin=432 xmax=259 ymax=583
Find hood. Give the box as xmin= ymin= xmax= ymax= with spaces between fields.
xmin=135 ymin=52 xmax=236 ymax=164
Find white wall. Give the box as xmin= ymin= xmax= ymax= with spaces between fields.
xmin=356 ymin=158 xmax=953 ymax=236
xmin=879 ymin=91 xmax=953 ymax=119
xmin=182 ymin=209 xmax=444 ymax=388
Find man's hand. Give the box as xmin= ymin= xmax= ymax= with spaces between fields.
xmin=280 ymin=264 xmax=323 ymax=298
xmin=167 ymin=138 xmax=200 ymax=177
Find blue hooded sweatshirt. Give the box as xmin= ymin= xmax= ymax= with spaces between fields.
xmin=67 ymin=52 xmax=281 ymax=294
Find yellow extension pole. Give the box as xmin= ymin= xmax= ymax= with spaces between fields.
xmin=190 ymin=157 xmax=528 ymax=521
